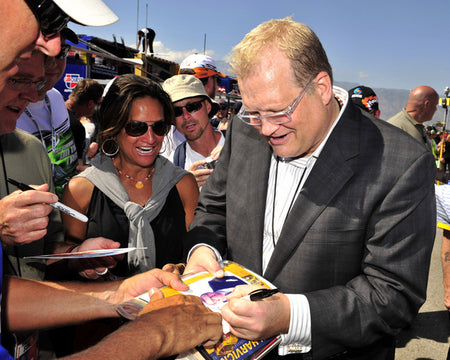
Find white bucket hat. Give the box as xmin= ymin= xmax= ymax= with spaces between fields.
xmin=163 ymin=75 xmax=218 ymax=118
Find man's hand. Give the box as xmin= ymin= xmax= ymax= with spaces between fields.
xmin=184 ymin=246 xmax=224 ymax=278
xmin=0 ymin=184 xmax=57 ymax=246
xmin=162 ymin=262 xmax=186 ymax=275
xmin=65 ymin=237 xmax=123 ymax=279
xmin=222 ymin=285 xmax=290 ymax=340
xmin=111 ymin=269 xmax=189 ymax=305
xmin=76 ymin=294 xmax=223 ymax=360
xmin=141 ymin=295 xmax=223 ymax=354
xmin=188 ymin=160 xmax=213 ymax=188
xmin=139 ymin=293 xmax=200 ymax=316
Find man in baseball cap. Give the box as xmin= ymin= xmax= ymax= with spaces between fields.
xmin=0 ymin=0 xmax=118 ymax=95
xmin=348 ymin=85 xmax=380 ymax=118
xmin=179 ymin=54 xmax=225 ymax=99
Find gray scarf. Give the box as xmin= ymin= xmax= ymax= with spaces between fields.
xmin=78 ymin=153 xmax=187 ymax=273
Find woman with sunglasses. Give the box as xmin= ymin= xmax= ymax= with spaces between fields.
xmin=60 ymin=74 xmax=199 ymax=280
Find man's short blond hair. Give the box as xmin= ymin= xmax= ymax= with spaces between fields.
xmin=230 ymin=17 xmax=332 ymax=88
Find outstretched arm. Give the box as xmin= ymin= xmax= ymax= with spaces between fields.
xmin=63 ymin=295 xmax=222 ymax=360
xmin=4 ymin=269 xmax=189 ymax=332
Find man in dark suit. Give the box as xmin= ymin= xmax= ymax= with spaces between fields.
xmin=184 ymin=17 xmax=436 ymax=360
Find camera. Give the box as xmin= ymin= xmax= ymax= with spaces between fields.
xmin=205 ymin=158 xmax=216 ymax=169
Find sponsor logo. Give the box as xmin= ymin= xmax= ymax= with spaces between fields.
xmin=64 ymin=74 xmax=83 ymax=90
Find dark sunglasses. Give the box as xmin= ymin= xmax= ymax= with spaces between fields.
xmin=25 ymin=0 xmax=70 ymax=40
xmin=173 ymin=100 xmax=204 ymax=117
xmin=124 ymin=120 xmax=169 ymax=137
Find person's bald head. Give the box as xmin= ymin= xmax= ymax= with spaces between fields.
xmin=406 ymin=86 xmax=439 ymax=123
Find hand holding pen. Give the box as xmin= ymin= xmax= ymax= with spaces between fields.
xmin=223 ymin=285 xmax=289 ymax=341
xmin=7 ymin=178 xmax=88 ymax=223
xmin=0 ymin=182 xmax=58 ymax=246
xmin=0 ymin=178 xmax=88 ymax=247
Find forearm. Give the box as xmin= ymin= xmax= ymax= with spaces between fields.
xmin=62 ymin=299 xmax=223 ymax=360
xmin=60 ymin=320 xmax=165 ymax=360
xmin=4 ymin=276 xmax=119 ymax=332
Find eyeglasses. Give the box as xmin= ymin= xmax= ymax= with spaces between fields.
xmin=173 ymin=100 xmax=204 ymax=117
xmin=55 ymin=44 xmax=71 ymax=60
xmin=124 ymin=120 xmax=170 ymax=137
xmin=8 ymin=78 xmax=47 ymax=92
xmin=238 ymin=77 xmax=314 ymax=126
xmin=24 ymin=0 xmax=70 ymax=40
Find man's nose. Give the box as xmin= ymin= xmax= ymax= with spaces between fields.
xmin=21 ymin=86 xmax=40 ymax=103
xmin=182 ymin=107 xmax=193 ymax=118
xmin=35 ymin=33 xmax=61 ymax=57
xmin=259 ymin=118 xmax=280 ymax=136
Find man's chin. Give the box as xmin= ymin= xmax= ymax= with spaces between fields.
xmin=0 ymin=119 xmax=18 ymax=135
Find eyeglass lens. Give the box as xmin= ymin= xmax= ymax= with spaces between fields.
xmin=173 ymin=100 xmax=203 ymax=117
xmin=9 ymin=78 xmax=47 ymax=92
xmin=124 ymin=120 xmax=169 ymax=137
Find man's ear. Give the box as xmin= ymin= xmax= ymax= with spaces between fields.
xmin=88 ymin=99 xmax=97 ymax=113
xmin=205 ymin=99 xmax=212 ymax=114
xmin=314 ymin=71 xmax=333 ymax=106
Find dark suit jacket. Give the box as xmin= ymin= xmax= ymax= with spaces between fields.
xmin=185 ymin=99 xmax=436 ymax=359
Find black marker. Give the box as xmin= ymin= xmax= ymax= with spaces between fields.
xmin=247 ymin=288 xmax=280 ymax=301
xmin=7 ymin=178 xmax=88 ymax=223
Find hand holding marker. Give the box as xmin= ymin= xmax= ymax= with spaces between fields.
xmin=7 ymin=178 xmax=88 ymax=223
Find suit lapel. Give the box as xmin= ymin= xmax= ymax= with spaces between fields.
xmin=232 ymin=120 xmax=272 ymax=274
xmin=264 ymin=106 xmax=361 ymax=280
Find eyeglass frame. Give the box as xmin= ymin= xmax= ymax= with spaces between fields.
xmin=24 ymin=0 xmax=70 ymax=40
xmin=8 ymin=78 xmax=47 ymax=92
xmin=173 ymin=99 xmax=205 ymax=118
xmin=124 ymin=120 xmax=170 ymax=137
xmin=238 ymin=77 xmax=314 ymax=126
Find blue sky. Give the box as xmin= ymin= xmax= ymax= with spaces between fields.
xmin=69 ymin=0 xmax=450 ymax=96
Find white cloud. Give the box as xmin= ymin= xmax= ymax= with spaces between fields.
xmin=123 ymin=39 xmax=233 ymax=75
xmin=151 ymin=41 xmax=217 ymax=63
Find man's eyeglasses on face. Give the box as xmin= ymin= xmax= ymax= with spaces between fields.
xmin=124 ymin=120 xmax=170 ymax=137
xmin=8 ymin=78 xmax=47 ymax=92
xmin=238 ymin=77 xmax=314 ymax=126
xmin=24 ymin=0 xmax=70 ymax=40
xmin=173 ymin=100 xmax=204 ymax=117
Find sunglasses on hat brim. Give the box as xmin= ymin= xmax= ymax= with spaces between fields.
xmin=25 ymin=0 xmax=70 ymax=40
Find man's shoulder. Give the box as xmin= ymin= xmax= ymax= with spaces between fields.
xmin=46 ymin=87 xmax=64 ymax=102
xmin=387 ymin=110 xmax=408 ymax=126
xmin=339 ymin=107 xmax=430 ymax=162
xmin=4 ymin=128 xmax=45 ymax=150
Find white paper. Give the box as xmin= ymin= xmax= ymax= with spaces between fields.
xmin=24 ymin=247 xmax=147 ymax=259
